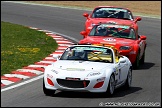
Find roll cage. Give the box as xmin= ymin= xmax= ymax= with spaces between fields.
xmin=92 ymin=44 xmax=121 ymax=63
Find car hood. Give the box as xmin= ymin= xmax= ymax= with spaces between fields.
xmin=51 ymin=60 xmax=113 ymax=78
xmin=90 ymin=18 xmax=134 ymax=25
xmin=81 ymin=36 xmax=135 ymax=49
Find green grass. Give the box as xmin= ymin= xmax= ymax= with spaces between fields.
xmin=1 ymin=21 xmax=58 ymax=76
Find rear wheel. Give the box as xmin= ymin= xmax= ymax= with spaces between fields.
xmin=105 ymin=74 xmax=115 ymax=96
xmin=43 ymin=79 xmax=55 ymax=96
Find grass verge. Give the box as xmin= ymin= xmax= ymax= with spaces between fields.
xmin=1 ymin=21 xmax=58 ymax=76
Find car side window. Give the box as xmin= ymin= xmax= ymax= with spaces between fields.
xmin=92 ymin=8 xmax=102 ymax=18
xmin=89 ymin=26 xmax=97 ymax=36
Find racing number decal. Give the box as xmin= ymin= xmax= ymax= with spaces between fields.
xmin=103 ymin=38 xmax=116 ymax=41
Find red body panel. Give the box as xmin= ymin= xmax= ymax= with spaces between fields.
xmin=85 ymin=18 xmax=138 ymax=34
xmin=79 ymin=36 xmax=146 ymax=64
xmin=81 ymin=6 xmax=145 ymax=65
xmin=83 ymin=6 xmax=140 ymax=34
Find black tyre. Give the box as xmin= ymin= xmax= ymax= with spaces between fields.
xmin=133 ymin=51 xmax=140 ymax=69
xmin=124 ymin=68 xmax=132 ymax=89
xmin=140 ymin=51 xmax=145 ymax=64
xmin=105 ymin=74 xmax=115 ymax=96
xmin=43 ymin=79 xmax=55 ymax=96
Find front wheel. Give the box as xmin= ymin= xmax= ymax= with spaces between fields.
xmin=133 ymin=51 xmax=140 ymax=69
xmin=124 ymin=68 xmax=132 ymax=89
xmin=140 ymin=51 xmax=145 ymax=64
xmin=105 ymin=74 xmax=115 ymax=96
xmin=43 ymin=79 xmax=56 ymax=96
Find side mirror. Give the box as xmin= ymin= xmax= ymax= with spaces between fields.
xmin=119 ymin=57 xmax=126 ymax=63
xmin=140 ymin=35 xmax=147 ymax=40
xmin=80 ymin=31 xmax=87 ymax=38
xmin=53 ymin=54 xmax=61 ymax=61
xmin=83 ymin=13 xmax=89 ymax=18
xmin=134 ymin=16 xmax=142 ymax=23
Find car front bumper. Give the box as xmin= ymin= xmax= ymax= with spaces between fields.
xmin=44 ymin=73 xmax=109 ymax=93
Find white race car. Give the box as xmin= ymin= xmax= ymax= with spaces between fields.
xmin=43 ymin=44 xmax=132 ymax=96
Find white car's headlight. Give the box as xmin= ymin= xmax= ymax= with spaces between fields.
xmin=96 ymin=77 xmax=105 ymax=82
xmin=87 ymin=72 xmax=101 ymax=77
xmin=120 ymin=46 xmax=132 ymax=50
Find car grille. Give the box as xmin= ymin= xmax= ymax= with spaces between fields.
xmin=56 ymin=78 xmax=90 ymax=88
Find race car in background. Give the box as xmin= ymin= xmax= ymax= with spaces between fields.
xmin=43 ymin=45 xmax=132 ymax=96
xmin=83 ymin=6 xmax=141 ymax=34
xmin=79 ymin=23 xmax=147 ymax=69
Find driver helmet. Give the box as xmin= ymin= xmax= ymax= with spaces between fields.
xmin=75 ymin=51 xmax=84 ymax=57
xmin=97 ymin=26 xmax=107 ymax=35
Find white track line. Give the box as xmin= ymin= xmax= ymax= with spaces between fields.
xmin=37 ymin=29 xmax=50 ymax=32
xmin=45 ymin=32 xmax=55 ymax=35
xmin=28 ymin=27 xmax=39 ymax=29
xmin=1 ymin=75 xmax=44 ymax=92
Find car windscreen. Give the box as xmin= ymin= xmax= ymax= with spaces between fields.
xmin=92 ymin=7 xmax=133 ymax=20
xmin=60 ymin=46 xmax=114 ymax=63
xmin=89 ymin=24 xmax=136 ymax=39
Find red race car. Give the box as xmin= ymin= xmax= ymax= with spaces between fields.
xmin=79 ymin=23 xmax=147 ymax=69
xmin=83 ymin=6 xmax=141 ymax=34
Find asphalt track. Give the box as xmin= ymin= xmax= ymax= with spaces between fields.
xmin=1 ymin=2 xmax=161 ymax=107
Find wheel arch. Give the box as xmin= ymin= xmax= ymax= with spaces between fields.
xmin=105 ymin=69 xmax=116 ymax=86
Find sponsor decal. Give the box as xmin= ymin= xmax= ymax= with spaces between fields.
xmin=107 ymin=21 xmax=117 ymax=24
xmin=89 ymin=72 xmax=101 ymax=76
xmin=47 ymin=74 xmax=53 ymax=78
xmin=100 ymin=42 xmax=116 ymax=45
xmin=66 ymin=68 xmax=85 ymax=71
xmin=103 ymin=38 xmax=116 ymax=41
xmin=66 ymin=77 xmax=80 ymax=80
xmin=120 ymin=42 xmax=131 ymax=44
